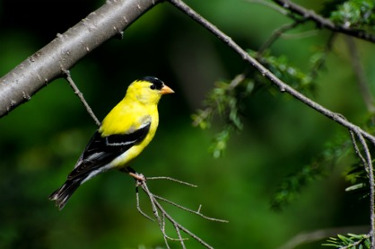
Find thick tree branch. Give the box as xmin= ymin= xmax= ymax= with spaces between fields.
xmin=0 ymin=0 xmax=161 ymax=118
xmin=271 ymin=0 xmax=375 ymax=43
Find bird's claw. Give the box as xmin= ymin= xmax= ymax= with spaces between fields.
xmin=129 ymin=172 xmax=146 ymax=185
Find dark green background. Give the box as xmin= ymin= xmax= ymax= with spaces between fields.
xmin=0 ymin=0 xmax=372 ymax=248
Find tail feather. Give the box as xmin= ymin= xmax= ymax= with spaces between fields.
xmin=49 ymin=178 xmax=83 ymax=210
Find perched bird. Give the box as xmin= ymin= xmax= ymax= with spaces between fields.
xmin=49 ymin=76 xmax=174 ymax=210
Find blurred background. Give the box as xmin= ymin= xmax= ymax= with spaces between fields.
xmin=0 ymin=0 xmax=373 ymax=248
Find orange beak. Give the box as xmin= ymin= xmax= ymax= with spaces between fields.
xmin=160 ymin=84 xmax=175 ymax=95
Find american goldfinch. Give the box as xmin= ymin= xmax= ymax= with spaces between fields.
xmin=49 ymin=76 xmax=174 ymax=210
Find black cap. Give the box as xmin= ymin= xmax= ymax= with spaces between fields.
xmin=140 ymin=76 xmax=164 ymax=90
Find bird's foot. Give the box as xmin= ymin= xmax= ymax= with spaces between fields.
xmin=124 ymin=166 xmax=146 ymax=184
xmin=129 ymin=172 xmax=146 ymax=183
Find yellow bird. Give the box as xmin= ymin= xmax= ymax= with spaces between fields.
xmin=49 ymin=76 xmax=174 ymax=210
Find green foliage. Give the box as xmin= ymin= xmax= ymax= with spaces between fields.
xmin=344 ymin=116 xmax=375 ymax=196
xmin=330 ymin=0 xmax=375 ymax=30
xmin=344 ymin=160 xmax=369 ymax=194
xmin=320 ymin=0 xmax=348 ymax=17
xmin=271 ymin=162 xmax=324 ymax=210
xmin=209 ymin=128 xmax=231 ymax=159
xmin=192 ymin=77 xmax=254 ymax=158
xmin=193 ymin=48 xmax=322 ymax=159
xmin=323 ymin=233 xmax=371 ymax=248
xmin=252 ymin=50 xmax=315 ymax=93
xmin=271 ymin=135 xmax=351 ymax=210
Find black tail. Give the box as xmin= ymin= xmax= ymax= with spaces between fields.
xmin=49 ymin=178 xmax=83 ymax=210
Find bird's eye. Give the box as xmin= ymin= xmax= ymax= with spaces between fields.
xmin=150 ymin=84 xmax=156 ymax=90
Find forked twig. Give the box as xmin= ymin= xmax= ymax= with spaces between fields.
xmin=147 ymin=176 xmax=198 ymax=188
xmin=132 ymin=173 xmax=228 ymax=249
xmin=135 ymin=186 xmax=155 ymax=222
xmin=154 ymin=194 xmax=228 ymax=223
xmin=349 ymin=129 xmax=375 ymax=247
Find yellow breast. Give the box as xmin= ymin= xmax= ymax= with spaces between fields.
xmin=99 ymin=98 xmax=159 ymax=168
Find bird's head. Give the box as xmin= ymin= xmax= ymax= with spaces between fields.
xmin=126 ymin=76 xmax=174 ymax=105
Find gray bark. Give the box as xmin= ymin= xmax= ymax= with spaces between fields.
xmin=0 ymin=0 xmax=161 ymax=117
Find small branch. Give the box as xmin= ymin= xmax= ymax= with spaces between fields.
xmin=135 ymin=186 xmax=155 ymax=222
xmin=131 ymin=173 xmax=226 ymax=249
xmin=350 ymin=129 xmax=375 ymax=248
xmin=154 ymin=194 xmax=229 ymax=223
xmin=246 ymin=0 xmax=289 ymax=16
xmin=271 ymin=0 xmax=375 ymax=43
xmin=257 ymin=21 xmax=302 ymax=56
xmin=228 ymin=73 xmax=247 ymax=90
xmin=146 ymin=176 xmax=198 ymax=188
xmin=168 ymin=0 xmax=375 ymax=146
xmin=339 ymin=233 xmax=371 ymax=249
xmin=139 ymin=181 xmax=214 ymax=248
xmin=174 ymin=225 xmax=187 ymax=249
xmin=63 ymin=69 xmax=101 ymax=126
xmin=345 ymin=37 xmax=375 ymax=113
xmin=279 ymin=29 xmax=319 ymax=39
xmin=349 ymin=131 xmax=369 ymax=174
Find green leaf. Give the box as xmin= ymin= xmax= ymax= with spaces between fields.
xmin=330 ymin=0 xmax=375 ymax=30
xmin=192 ymin=76 xmax=255 ymax=157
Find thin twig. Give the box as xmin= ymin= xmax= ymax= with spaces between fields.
xmin=340 ymin=233 xmax=371 ymax=249
xmin=133 ymin=175 xmax=219 ymax=249
xmin=257 ymin=21 xmax=302 ymax=56
xmin=271 ymin=0 xmax=375 ymax=43
xmin=154 ymin=194 xmax=229 ymax=223
xmin=147 ymin=176 xmax=198 ymax=188
xmin=161 ymin=214 xmax=171 ymax=249
xmin=349 ymin=131 xmax=369 ymax=174
xmin=228 ymin=73 xmax=246 ymax=90
xmin=142 ymin=179 xmax=161 ymax=222
xmin=351 ymin=129 xmax=375 ymax=248
xmin=245 ymin=0 xmax=288 ymax=16
xmin=142 ymin=183 xmax=214 ymax=249
xmin=168 ymin=0 xmax=375 ymax=146
xmin=135 ymin=186 xmax=155 ymax=221
xmin=63 ymin=69 xmax=101 ymax=126
xmin=280 ymin=29 xmax=319 ymax=39
xmin=174 ymin=224 xmax=187 ymax=249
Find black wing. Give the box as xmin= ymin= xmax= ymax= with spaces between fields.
xmin=68 ymin=122 xmax=151 ymax=179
